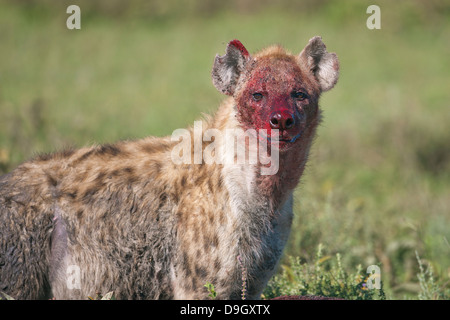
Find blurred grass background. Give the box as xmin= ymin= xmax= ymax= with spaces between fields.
xmin=0 ymin=0 xmax=449 ymax=299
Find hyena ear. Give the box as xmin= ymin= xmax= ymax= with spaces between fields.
xmin=299 ymin=36 xmax=339 ymax=92
xmin=212 ymin=40 xmax=251 ymax=96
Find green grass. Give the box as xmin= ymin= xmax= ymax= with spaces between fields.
xmin=0 ymin=1 xmax=449 ymax=299
xmin=265 ymin=245 xmax=449 ymax=300
xmin=264 ymin=244 xmax=387 ymax=300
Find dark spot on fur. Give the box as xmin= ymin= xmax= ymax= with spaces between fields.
xmin=103 ymin=210 xmax=113 ymax=220
xmin=66 ymin=190 xmax=77 ymax=199
xmin=195 ymin=265 xmax=207 ymax=279
xmin=35 ymin=153 xmax=52 ymax=161
xmin=126 ymin=176 xmax=138 ymax=185
xmin=220 ymin=278 xmax=228 ymax=288
xmin=208 ymin=178 xmax=215 ymax=194
xmin=47 ymin=174 xmax=58 ymax=187
xmin=183 ymin=278 xmax=193 ymax=291
xmin=203 ymin=232 xmax=219 ymax=252
xmin=111 ymin=169 xmax=120 ymax=177
xmin=182 ymin=252 xmax=191 ymax=277
xmin=82 ymin=187 xmax=98 ymax=203
xmin=156 ymin=270 xmax=165 ymax=284
xmin=214 ymin=257 xmax=221 ymax=270
xmin=97 ymin=144 xmax=121 ymax=157
xmin=158 ymin=288 xmax=173 ymax=300
xmin=141 ymin=141 xmax=171 ymax=154
xmin=95 ymin=171 xmax=106 ymax=183
xmin=173 ymin=183 xmax=180 ymax=202
xmin=35 ymin=148 xmax=75 ymax=162
xmin=191 ymin=277 xmax=198 ymax=290
xmin=171 ymin=190 xmax=179 ymax=204
xmin=212 ymin=234 xmax=219 ymax=248
xmin=208 ymin=211 xmax=215 ymax=224
xmin=191 ymin=224 xmax=199 ymax=244
xmin=156 ymin=193 xmax=167 ymax=211
xmin=123 ymin=167 xmax=134 ymax=174
xmin=122 ymin=167 xmax=138 ymax=184
xmin=61 ymin=149 xmax=75 ymax=158
xmin=76 ymin=149 xmax=95 ymax=163
xmin=195 ymin=172 xmax=207 ymax=186
xmin=218 ymin=209 xmax=226 ymax=224
xmin=141 ymin=143 xmax=158 ymax=154
xmin=180 ymin=176 xmax=187 ymax=187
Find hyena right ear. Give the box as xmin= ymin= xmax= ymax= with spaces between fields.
xmin=212 ymin=40 xmax=251 ymax=96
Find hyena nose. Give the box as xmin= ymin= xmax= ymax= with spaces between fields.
xmin=269 ymin=111 xmax=295 ymax=130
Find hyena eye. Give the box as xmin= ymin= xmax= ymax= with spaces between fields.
xmin=252 ymin=92 xmax=264 ymax=102
xmin=292 ymin=91 xmax=308 ymax=101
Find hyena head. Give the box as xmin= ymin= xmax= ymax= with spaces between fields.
xmin=212 ymin=37 xmax=339 ymax=151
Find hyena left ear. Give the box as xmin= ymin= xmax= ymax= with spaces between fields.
xmin=212 ymin=40 xmax=251 ymax=96
xmin=299 ymin=36 xmax=340 ymax=92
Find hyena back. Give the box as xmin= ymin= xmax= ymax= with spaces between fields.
xmin=0 ymin=37 xmax=339 ymax=299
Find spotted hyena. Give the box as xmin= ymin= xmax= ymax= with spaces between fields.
xmin=0 ymin=37 xmax=339 ymax=299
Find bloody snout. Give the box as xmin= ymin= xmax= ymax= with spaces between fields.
xmin=269 ymin=110 xmax=295 ymax=131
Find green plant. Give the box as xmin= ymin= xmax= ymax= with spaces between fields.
xmin=416 ymin=251 xmax=449 ymax=300
xmin=0 ymin=292 xmax=15 ymax=300
xmin=204 ymin=282 xmax=217 ymax=299
xmin=263 ymin=244 xmax=386 ymax=300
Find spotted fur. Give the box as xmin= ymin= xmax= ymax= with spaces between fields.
xmin=0 ymin=37 xmax=339 ymax=299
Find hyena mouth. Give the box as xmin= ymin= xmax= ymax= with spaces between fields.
xmin=262 ymin=131 xmax=303 ymax=144
xmin=280 ymin=131 xmax=302 ymax=143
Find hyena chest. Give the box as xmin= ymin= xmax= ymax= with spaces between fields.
xmin=172 ymin=192 xmax=293 ymax=300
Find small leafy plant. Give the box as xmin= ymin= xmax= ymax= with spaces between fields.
xmin=263 ymin=244 xmax=386 ymax=300
xmin=204 ymin=282 xmax=217 ymax=299
xmin=416 ymin=251 xmax=449 ymax=300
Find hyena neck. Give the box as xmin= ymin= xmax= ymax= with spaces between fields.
xmin=255 ymin=147 xmax=307 ymax=207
